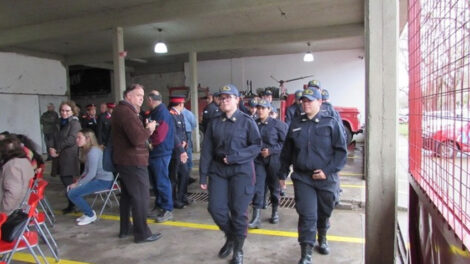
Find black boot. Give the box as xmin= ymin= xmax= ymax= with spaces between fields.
xmin=62 ymin=201 xmax=75 ymax=215
xmin=218 ymin=235 xmax=234 ymax=258
xmin=317 ymin=230 xmax=330 ymax=255
xmin=270 ymin=205 xmax=279 ymax=224
xmin=248 ymin=208 xmax=261 ymax=229
xmin=230 ymin=237 xmax=245 ymax=264
xmin=298 ymin=243 xmax=313 ymax=264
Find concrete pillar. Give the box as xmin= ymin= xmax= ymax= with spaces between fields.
xmin=189 ymin=51 xmax=200 ymax=153
xmin=112 ymin=27 xmax=126 ymax=102
xmin=365 ymin=0 xmax=398 ymax=263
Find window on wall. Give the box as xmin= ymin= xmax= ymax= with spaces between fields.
xmin=69 ymin=66 xmax=111 ymax=96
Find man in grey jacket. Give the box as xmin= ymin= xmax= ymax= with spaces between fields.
xmin=40 ymin=103 xmax=59 ymax=160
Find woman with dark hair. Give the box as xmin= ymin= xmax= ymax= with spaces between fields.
xmin=48 ymin=100 xmax=82 ymax=214
xmin=15 ymin=134 xmax=44 ymax=172
xmin=67 ymin=129 xmax=113 ymax=226
xmin=0 ymin=136 xmax=35 ymax=215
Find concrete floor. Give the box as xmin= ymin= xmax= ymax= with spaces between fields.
xmin=10 ymin=143 xmax=367 ymax=264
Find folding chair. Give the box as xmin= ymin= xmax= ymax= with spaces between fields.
xmin=0 ymin=194 xmax=49 ymax=264
xmin=33 ymin=166 xmax=56 ymax=226
xmin=90 ymin=174 xmax=121 ymax=218
xmin=29 ymin=179 xmax=59 ymax=261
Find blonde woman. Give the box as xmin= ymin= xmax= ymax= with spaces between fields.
xmin=67 ymin=129 xmax=113 ymax=226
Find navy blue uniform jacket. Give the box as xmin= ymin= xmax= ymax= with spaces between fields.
xmin=279 ymin=111 xmax=347 ymax=189
xmin=199 ymin=110 xmax=262 ymax=184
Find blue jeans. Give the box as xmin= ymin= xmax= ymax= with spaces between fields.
xmin=67 ymin=179 xmax=113 ymax=216
xmin=148 ymin=155 xmax=173 ymax=211
xmin=186 ymin=132 xmax=193 ymax=170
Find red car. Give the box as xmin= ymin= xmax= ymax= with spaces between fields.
xmin=423 ymin=121 xmax=470 ymax=158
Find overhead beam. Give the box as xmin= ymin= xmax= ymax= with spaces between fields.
xmin=66 ymin=23 xmax=363 ymax=65
xmin=0 ymin=47 xmax=65 ymax=62
xmin=83 ymin=63 xmax=135 ymax=73
xmin=0 ymin=0 xmax=321 ymax=47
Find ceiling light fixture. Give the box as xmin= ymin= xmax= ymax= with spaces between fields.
xmin=303 ymin=42 xmax=314 ymax=62
xmin=154 ymin=28 xmax=168 ymax=54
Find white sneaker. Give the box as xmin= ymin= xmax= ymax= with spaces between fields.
xmin=77 ymin=211 xmax=97 ymax=226
xmin=76 ymin=215 xmax=87 ymax=222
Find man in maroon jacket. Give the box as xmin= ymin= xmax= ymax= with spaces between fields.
xmin=111 ymin=83 xmax=161 ymax=243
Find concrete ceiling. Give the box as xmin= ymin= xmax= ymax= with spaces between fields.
xmin=0 ymin=0 xmax=376 ymax=73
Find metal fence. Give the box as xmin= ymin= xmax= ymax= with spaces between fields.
xmin=408 ymin=0 xmax=470 ymax=249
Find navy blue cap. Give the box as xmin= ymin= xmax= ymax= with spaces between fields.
xmin=307 ymin=80 xmax=321 ymax=89
xmin=248 ymin=99 xmax=258 ymax=108
xmin=294 ymin=90 xmax=303 ymax=99
xmin=321 ymin=89 xmax=329 ymax=100
xmin=264 ymin=89 xmax=273 ymax=96
xmin=301 ymin=88 xmax=322 ymax=101
xmin=257 ymin=99 xmax=271 ymax=108
xmin=219 ymin=84 xmax=239 ymax=96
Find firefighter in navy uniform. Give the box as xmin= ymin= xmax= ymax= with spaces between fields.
xmin=168 ymin=95 xmax=190 ymax=209
xmin=81 ymin=104 xmax=98 ymax=135
xmin=286 ymin=90 xmax=304 ymax=126
xmin=97 ymin=102 xmax=115 ymax=146
xmin=248 ymin=99 xmax=287 ymax=229
xmin=200 ymin=92 xmax=221 ymax=133
xmin=200 ymin=84 xmax=261 ymax=264
xmin=279 ymin=88 xmax=347 ymax=264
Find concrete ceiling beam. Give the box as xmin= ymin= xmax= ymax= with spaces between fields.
xmin=66 ymin=23 xmax=363 ymax=65
xmin=0 ymin=0 xmax=320 ymax=47
xmin=83 ymin=63 xmax=135 ymax=73
xmin=0 ymin=47 xmax=65 ymax=62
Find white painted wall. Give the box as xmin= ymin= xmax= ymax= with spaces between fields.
xmin=131 ymin=72 xmax=186 ymax=106
xmin=0 ymin=52 xmax=67 ymax=153
xmin=184 ymin=49 xmax=365 ymax=121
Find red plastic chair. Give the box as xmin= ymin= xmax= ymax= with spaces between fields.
xmin=29 ymin=179 xmax=59 ymax=261
xmin=0 ymin=194 xmax=49 ymax=264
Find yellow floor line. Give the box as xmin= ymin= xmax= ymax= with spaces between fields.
xmin=285 ymin=182 xmax=364 ymax=188
xmin=339 ymin=172 xmax=363 ymax=177
xmin=97 ymin=213 xmax=364 ymax=244
xmin=11 ymin=252 xmax=89 ymax=264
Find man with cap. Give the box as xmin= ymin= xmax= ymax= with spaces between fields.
xmin=308 ymin=82 xmax=346 ymax=141
xmin=248 ymin=99 xmax=287 ymax=229
xmin=145 ymin=91 xmax=176 ymax=222
xmin=200 ymin=84 xmax=261 ymax=264
xmin=81 ymin=104 xmax=98 ymax=135
xmin=246 ymin=98 xmax=259 ymax=119
xmin=262 ymin=88 xmax=279 ymax=119
xmin=97 ymin=102 xmax=115 ymax=146
xmin=307 ymin=79 xmax=321 ymax=90
xmin=201 ymin=92 xmax=221 ymax=133
xmin=279 ymin=88 xmax=347 ymax=264
xmin=168 ymin=95 xmax=190 ymax=209
xmin=286 ymin=90 xmax=304 ymax=126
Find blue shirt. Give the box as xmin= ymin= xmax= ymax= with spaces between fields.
xmin=182 ymin=108 xmax=197 ymax=132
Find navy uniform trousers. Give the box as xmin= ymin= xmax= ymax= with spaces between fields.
xmin=208 ymin=161 xmax=255 ymax=238
xmin=252 ymin=154 xmax=281 ymax=209
xmin=293 ymin=173 xmax=337 ymax=246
